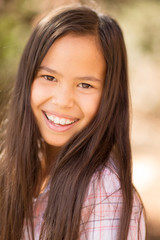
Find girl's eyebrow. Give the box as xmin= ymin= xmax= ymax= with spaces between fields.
xmin=39 ymin=66 xmax=102 ymax=82
xmin=77 ymin=76 xmax=101 ymax=82
xmin=38 ymin=66 xmax=62 ymax=76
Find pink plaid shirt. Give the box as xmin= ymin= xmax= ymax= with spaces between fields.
xmin=23 ymin=165 xmax=145 ymax=239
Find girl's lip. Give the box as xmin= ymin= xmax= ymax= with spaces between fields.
xmin=42 ymin=111 xmax=79 ymax=133
xmin=42 ymin=110 xmax=79 ymax=121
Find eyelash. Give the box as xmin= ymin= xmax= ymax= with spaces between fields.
xmin=42 ymin=75 xmax=56 ymax=81
xmin=78 ymin=83 xmax=93 ymax=89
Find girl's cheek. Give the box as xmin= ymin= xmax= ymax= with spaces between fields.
xmin=31 ymin=81 xmax=49 ymax=105
xmin=78 ymin=92 xmax=102 ymax=116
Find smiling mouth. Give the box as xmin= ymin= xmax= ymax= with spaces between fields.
xmin=44 ymin=112 xmax=78 ymax=126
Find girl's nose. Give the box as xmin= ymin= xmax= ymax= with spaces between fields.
xmin=51 ymin=85 xmax=74 ymax=108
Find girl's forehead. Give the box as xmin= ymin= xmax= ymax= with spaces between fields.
xmin=43 ymin=34 xmax=105 ymax=63
xmin=49 ymin=33 xmax=102 ymax=50
xmin=40 ymin=34 xmax=106 ymax=79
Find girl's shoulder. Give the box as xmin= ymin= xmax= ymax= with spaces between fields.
xmin=85 ymin=159 xmax=121 ymax=200
xmin=84 ymin=160 xmax=144 ymax=213
xmin=80 ymin=160 xmax=146 ymax=239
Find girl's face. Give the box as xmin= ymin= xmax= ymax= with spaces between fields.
xmin=31 ymin=34 xmax=106 ymax=147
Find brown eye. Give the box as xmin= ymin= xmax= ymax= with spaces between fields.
xmin=79 ymin=83 xmax=92 ymax=89
xmin=43 ymin=75 xmax=56 ymax=82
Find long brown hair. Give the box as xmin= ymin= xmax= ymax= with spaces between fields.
xmin=0 ymin=5 xmax=135 ymax=240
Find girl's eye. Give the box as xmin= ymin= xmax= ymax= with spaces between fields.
xmin=43 ymin=75 xmax=56 ymax=81
xmin=78 ymin=83 xmax=92 ymax=89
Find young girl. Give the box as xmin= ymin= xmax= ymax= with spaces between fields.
xmin=0 ymin=5 xmax=146 ymax=240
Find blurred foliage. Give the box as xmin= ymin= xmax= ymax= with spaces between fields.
xmin=0 ymin=0 xmax=38 ymax=119
xmin=0 ymin=1 xmax=38 ymax=84
xmin=101 ymin=0 xmax=160 ymax=116
xmin=102 ymin=0 xmax=160 ymax=60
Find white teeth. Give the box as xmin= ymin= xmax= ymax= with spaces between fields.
xmin=46 ymin=113 xmax=75 ymax=125
xmin=59 ymin=118 xmax=66 ymax=125
xmin=47 ymin=115 xmax=54 ymax=121
xmin=54 ymin=117 xmax=60 ymax=124
xmin=66 ymin=119 xmax=72 ymax=124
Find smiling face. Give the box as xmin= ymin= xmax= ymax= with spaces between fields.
xmin=31 ymin=34 xmax=106 ymax=147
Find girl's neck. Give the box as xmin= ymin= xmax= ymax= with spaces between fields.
xmin=44 ymin=143 xmax=61 ymax=173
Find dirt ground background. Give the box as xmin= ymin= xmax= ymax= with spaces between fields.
xmin=0 ymin=0 xmax=160 ymax=239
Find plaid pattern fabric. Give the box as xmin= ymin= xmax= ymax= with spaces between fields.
xmin=79 ymin=167 xmax=145 ymax=239
xmin=23 ymin=165 xmax=145 ymax=240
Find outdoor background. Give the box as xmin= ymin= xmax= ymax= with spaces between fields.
xmin=0 ymin=0 xmax=160 ymax=239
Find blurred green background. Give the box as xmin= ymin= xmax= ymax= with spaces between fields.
xmin=0 ymin=0 xmax=160 ymax=239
